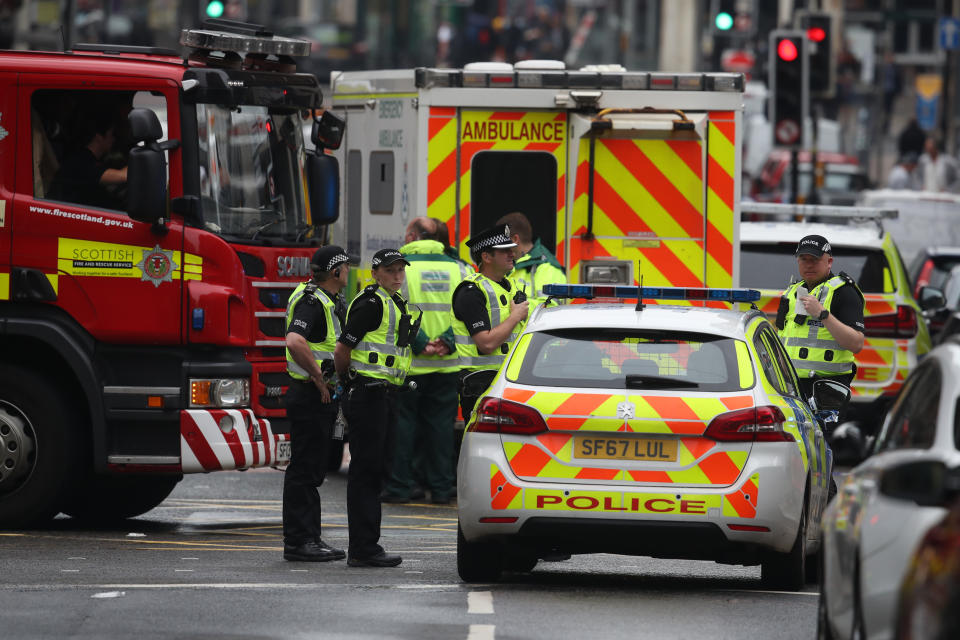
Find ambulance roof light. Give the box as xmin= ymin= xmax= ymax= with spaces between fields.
xmin=413 ymin=68 xmax=743 ymax=92
xmin=541 ymin=284 xmax=762 ymax=303
xmin=515 ymin=59 xmax=565 ymax=70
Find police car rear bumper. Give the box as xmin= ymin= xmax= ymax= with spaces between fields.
xmin=458 ymin=433 xmax=804 ymax=557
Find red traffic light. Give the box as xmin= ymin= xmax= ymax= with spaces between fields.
xmin=807 ymin=27 xmax=826 ymax=42
xmin=777 ymin=38 xmax=799 ymax=62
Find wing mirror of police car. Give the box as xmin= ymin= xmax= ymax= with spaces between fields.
xmin=879 ymin=460 xmax=960 ymax=507
xmin=127 ymin=108 xmax=180 ymax=227
xmin=811 ymin=378 xmax=851 ymax=412
xmin=918 ymin=286 xmax=947 ymax=312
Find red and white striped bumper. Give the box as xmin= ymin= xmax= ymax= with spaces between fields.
xmin=180 ymin=409 xmax=290 ymax=473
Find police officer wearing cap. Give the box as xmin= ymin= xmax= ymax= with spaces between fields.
xmin=776 ymin=234 xmax=865 ymax=398
xmin=281 ymin=245 xmax=350 ymax=562
xmin=451 ymin=224 xmax=530 ymax=418
xmin=334 ymin=248 xmax=415 ymax=567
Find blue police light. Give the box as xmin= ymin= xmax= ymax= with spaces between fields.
xmin=542 ymin=284 xmax=761 ymax=303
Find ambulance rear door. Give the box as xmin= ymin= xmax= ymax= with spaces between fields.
xmin=567 ymin=109 xmax=739 ymax=292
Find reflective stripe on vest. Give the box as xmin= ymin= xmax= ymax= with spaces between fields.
xmin=285 ymin=282 xmax=340 ymax=380
xmin=348 ymin=286 xmax=411 ymax=385
xmin=779 ymin=276 xmax=858 ymax=378
xmin=451 ymin=272 xmax=521 ymax=372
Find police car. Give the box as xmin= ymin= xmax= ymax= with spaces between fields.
xmin=457 ymin=285 xmax=845 ymax=588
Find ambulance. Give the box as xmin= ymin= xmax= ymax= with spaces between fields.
xmin=328 ymin=61 xmax=744 ymax=290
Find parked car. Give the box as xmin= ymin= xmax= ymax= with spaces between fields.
xmin=918 ymin=264 xmax=960 ymax=341
xmin=890 ymin=461 xmax=960 ymax=640
xmin=907 ymin=246 xmax=960 ymax=300
xmin=750 ymin=151 xmax=869 ymax=207
xmin=817 ymin=338 xmax=960 ymax=640
xmin=741 ymin=215 xmax=932 ymax=425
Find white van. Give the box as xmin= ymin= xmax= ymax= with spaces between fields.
xmin=858 ymin=189 xmax=960 ymax=267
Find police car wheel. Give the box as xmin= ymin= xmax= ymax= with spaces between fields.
xmin=0 ymin=365 xmax=82 ymax=528
xmin=63 ymin=474 xmax=181 ymax=521
xmin=761 ymin=493 xmax=808 ymax=591
xmin=457 ymin=522 xmax=503 ymax=583
xmin=502 ymin=549 xmax=538 ymax=573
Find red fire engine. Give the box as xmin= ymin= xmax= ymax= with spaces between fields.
xmin=0 ymin=21 xmax=343 ymax=526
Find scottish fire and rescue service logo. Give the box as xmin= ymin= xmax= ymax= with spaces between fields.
xmin=136 ymin=245 xmax=178 ymax=287
xmin=616 ymin=401 xmax=635 ymax=420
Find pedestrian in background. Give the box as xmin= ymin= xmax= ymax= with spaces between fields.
xmin=898 ymin=119 xmax=926 ymax=159
xmin=918 ymin=136 xmax=959 ymax=193
xmin=383 ymin=217 xmax=468 ymax=505
xmin=281 ymin=245 xmax=350 ymax=562
xmin=451 ymin=224 xmax=529 ymax=420
xmin=886 ymin=152 xmax=920 ymax=190
xmin=497 ymin=211 xmax=566 ymax=310
xmin=334 ymin=248 xmax=414 ymax=568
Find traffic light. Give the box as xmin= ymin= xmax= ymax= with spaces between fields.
xmin=797 ymin=11 xmax=835 ymax=98
xmin=769 ymin=30 xmax=808 ymax=149
xmin=713 ymin=0 xmax=735 ymax=31
xmin=204 ymin=0 xmax=225 ymax=18
xmin=711 ymin=0 xmax=756 ymax=36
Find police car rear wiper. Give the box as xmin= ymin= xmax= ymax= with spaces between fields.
xmin=625 ymin=375 xmax=699 ymax=389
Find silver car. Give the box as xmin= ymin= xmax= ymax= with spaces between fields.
xmin=457 ymin=285 xmax=841 ymax=587
xmin=818 ymin=337 xmax=960 ymax=640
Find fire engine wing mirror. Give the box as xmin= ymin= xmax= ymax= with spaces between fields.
xmin=127 ymin=108 xmax=175 ymax=225
xmin=311 ymin=111 xmax=345 ymax=150
xmin=307 ymin=153 xmax=340 ymax=226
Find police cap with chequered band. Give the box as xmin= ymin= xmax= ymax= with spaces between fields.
xmin=311 ymin=245 xmax=350 ymax=272
xmin=465 ymin=224 xmax=518 ymax=253
xmin=795 ymin=235 xmax=832 ymax=257
xmin=371 ymin=248 xmax=411 ymax=269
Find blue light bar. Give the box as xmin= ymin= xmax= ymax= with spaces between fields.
xmin=542 ymin=284 xmax=761 ymax=303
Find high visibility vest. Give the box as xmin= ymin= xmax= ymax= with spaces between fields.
xmin=451 ymin=272 xmax=524 ymax=372
xmin=512 ymin=244 xmax=567 ymax=309
xmin=285 ymin=282 xmax=340 ymax=381
xmin=779 ymin=276 xmax=861 ymax=378
xmin=400 ymin=239 xmax=469 ymax=375
xmin=348 ymin=285 xmax=411 ymax=385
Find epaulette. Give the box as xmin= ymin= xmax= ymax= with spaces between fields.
xmin=838 ymin=271 xmax=857 ymax=287
xmin=363 ymin=283 xmax=379 ymax=294
xmin=303 ymin=282 xmax=319 ymax=304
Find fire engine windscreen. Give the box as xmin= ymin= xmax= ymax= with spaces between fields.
xmin=197 ymin=104 xmax=309 ymax=240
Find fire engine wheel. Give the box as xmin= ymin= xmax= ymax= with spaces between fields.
xmin=457 ymin=523 xmax=503 ymax=583
xmin=0 ymin=366 xmax=82 ymax=528
xmin=761 ymin=492 xmax=808 ymax=591
xmin=63 ymin=474 xmax=181 ymax=521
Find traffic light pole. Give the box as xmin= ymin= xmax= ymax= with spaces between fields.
xmin=790 ymin=149 xmax=800 ymax=204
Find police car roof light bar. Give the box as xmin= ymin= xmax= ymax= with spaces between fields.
xmin=541 ymin=284 xmax=762 ymax=303
xmin=740 ymin=202 xmax=899 ymax=220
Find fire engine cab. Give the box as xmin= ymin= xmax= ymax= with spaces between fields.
xmin=0 ymin=21 xmax=344 ymax=526
xmin=329 ymin=61 xmax=743 ymax=291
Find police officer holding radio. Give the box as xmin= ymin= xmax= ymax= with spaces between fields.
xmin=776 ymin=234 xmax=865 ymax=399
xmin=334 ymin=248 xmax=417 ymax=567
xmin=282 ymin=245 xmax=350 ymax=562
xmin=451 ymin=224 xmax=530 ymax=419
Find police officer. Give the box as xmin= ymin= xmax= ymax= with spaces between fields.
xmin=281 ymin=245 xmax=350 ymax=562
xmin=777 ymin=234 xmax=865 ymax=398
xmin=382 ymin=218 xmax=468 ymax=504
xmin=451 ymin=224 xmax=530 ymax=419
xmin=334 ymin=248 xmax=414 ymax=567
xmin=497 ymin=211 xmax=567 ymax=309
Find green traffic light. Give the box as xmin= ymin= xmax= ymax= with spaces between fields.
xmin=715 ymin=12 xmax=734 ymax=31
xmin=206 ymin=0 xmax=225 ymax=18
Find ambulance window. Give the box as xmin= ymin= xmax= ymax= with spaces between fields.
xmin=471 ymin=151 xmax=557 ymax=251
xmin=347 ymin=150 xmax=363 ymax=259
xmin=369 ymin=151 xmax=394 ymax=214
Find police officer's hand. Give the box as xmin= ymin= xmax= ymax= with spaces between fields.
xmin=799 ymin=294 xmax=825 ymax=318
xmin=509 ymin=297 xmax=530 ymax=322
xmin=311 ymin=373 xmax=333 ymax=403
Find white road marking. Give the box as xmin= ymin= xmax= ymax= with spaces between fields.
xmin=68 ymin=557 xmax=86 ymax=561
xmin=61 ymin=570 xmax=80 ymax=573
xmin=126 ymin=533 xmax=146 ymax=538
xmin=290 ymin=569 xmax=308 ymax=573
xmin=467 ymin=624 xmax=495 ymax=640
xmin=468 ymin=591 xmax=494 ymax=614
xmin=174 ymin=569 xmax=194 ymax=573
xmin=718 ymin=589 xmax=818 ymax=597
xmin=181 ymin=558 xmax=199 ymax=561
xmin=91 ymin=591 xmax=125 ymax=599
xmin=404 ymin=571 xmax=424 ymax=574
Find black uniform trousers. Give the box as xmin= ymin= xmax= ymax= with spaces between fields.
xmin=282 ymin=380 xmax=336 ymax=546
xmin=343 ymin=380 xmax=398 ymax=559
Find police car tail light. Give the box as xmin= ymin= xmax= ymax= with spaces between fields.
xmin=704 ymin=406 xmax=794 ymax=442
xmin=471 ymin=397 xmax=547 ymax=435
xmin=863 ymin=305 xmax=918 ymax=339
